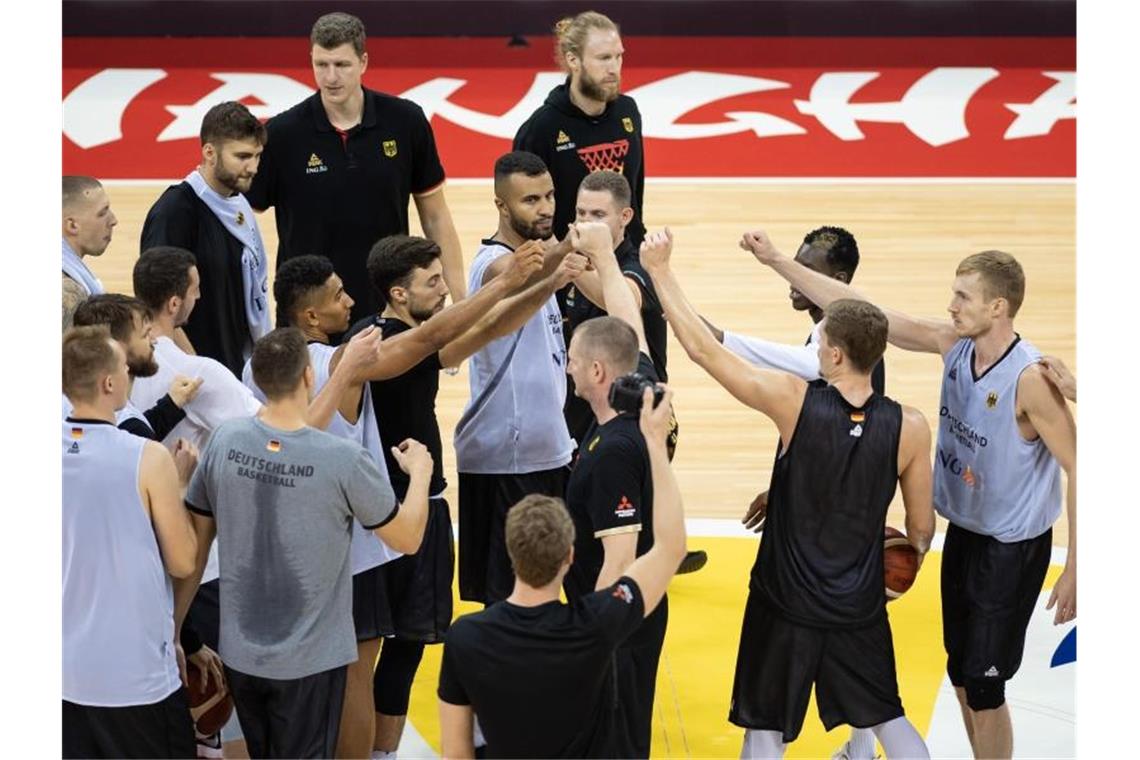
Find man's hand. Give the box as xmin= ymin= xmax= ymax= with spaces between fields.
xmin=638 ymin=384 xmax=675 ymax=447
xmin=390 ymin=438 xmax=433 ymax=479
xmin=569 ymin=221 xmax=616 ymax=262
xmin=543 ymin=234 xmax=574 ymax=258
xmin=742 ymin=490 xmax=768 ymax=533
xmin=187 ymin=644 xmax=226 ymax=694
xmin=740 ymin=230 xmax=784 ymax=266
xmin=167 ymin=375 xmax=203 ymax=408
xmin=172 ymin=438 xmax=199 ymax=486
xmin=1039 ymin=356 xmax=1077 ymax=403
xmin=1046 ymin=565 xmax=1076 ymax=625
xmin=552 ymin=252 xmax=589 ymax=290
xmin=639 ymin=227 xmax=675 ymax=271
xmin=502 ymin=240 xmax=547 ymax=290
xmin=338 ymin=324 xmax=384 ymax=382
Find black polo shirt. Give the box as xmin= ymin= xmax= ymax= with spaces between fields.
xmin=247 ymin=88 xmax=446 ymax=323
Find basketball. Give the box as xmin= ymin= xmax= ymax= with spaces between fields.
xmin=884 ymin=527 xmax=919 ymax=600
xmin=186 ymin=665 xmax=234 ymax=736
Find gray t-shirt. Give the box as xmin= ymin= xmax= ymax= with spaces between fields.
xmin=186 ymin=416 xmax=397 ymax=679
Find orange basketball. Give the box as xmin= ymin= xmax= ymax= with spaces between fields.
xmin=884 ymin=526 xmax=919 ymax=600
xmin=186 ymin=665 xmax=234 ymax=736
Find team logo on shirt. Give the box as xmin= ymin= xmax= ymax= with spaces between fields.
xmin=235 ymin=211 xmax=245 ymax=226
xmin=962 ymin=465 xmax=977 ymax=487
xmin=67 ymin=441 xmax=80 ymax=454
xmin=986 ymin=391 xmax=999 ymax=409
xmin=615 ymin=495 xmax=636 ymax=518
xmin=266 ymin=439 xmax=282 ymax=453
xmin=557 ymin=130 xmax=571 ymax=144
xmin=306 ymin=153 xmax=328 ymax=174
xmin=382 ymin=140 xmax=398 ymax=158
xmin=850 ymin=411 xmax=865 ymax=423
xmin=587 ymin=435 xmax=601 ymax=453
xmin=71 ymin=427 xmax=84 ymax=440
xmin=622 ymin=117 xmax=635 ymax=133
xmin=849 ymin=424 xmax=864 ymax=438
xmin=612 ymin=582 xmax=634 ymax=604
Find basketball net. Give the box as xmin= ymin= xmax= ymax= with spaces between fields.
xmin=577 ymin=139 xmax=630 ymax=174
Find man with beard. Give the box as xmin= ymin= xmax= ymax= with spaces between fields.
xmin=514 ymin=10 xmax=645 ymax=250
xmin=142 ymin=101 xmax=270 ymax=377
xmin=455 ymin=151 xmax=579 ymax=607
xmin=62 ymin=176 xmax=117 ymax=329
xmin=346 ymin=234 xmax=585 ymax=758
xmin=72 ymin=294 xmax=202 ymax=446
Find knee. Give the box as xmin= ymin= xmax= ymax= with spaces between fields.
xmin=964 ymin=678 xmax=1006 ymax=712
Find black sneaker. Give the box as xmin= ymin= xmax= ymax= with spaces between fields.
xmin=677 ymin=549 xmax=707 ymax=575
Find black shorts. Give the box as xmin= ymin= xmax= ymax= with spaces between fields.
xmin=184 ymin=578 xmax=221 ymax=652
xmin=225 ymin=664 xmax=347 ymax=759
xmin=458 ymin=468 xmax=569 ymax=604
xmin=63 ymin=688 xmax=195 ymax=759
xmin=353 ymin=564 xmax=396 ymax=642
xmin=729 ymin=592 xmax=904 ymax=743
xmin=381 ymin=497 xmax=455 ymax=642
xmin=613 ymin=595 xmax=668 ymax=758
xmin=941 ymin=522 xmax=1052 ymax=704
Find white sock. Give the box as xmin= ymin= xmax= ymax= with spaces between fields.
xmin=370 ymin=752 xmax=396 ymax=760
xmin=473 ymin=716 xmax=487 ymax=749
xmin=871 ymin=717 xmax=929 ymax=759
xmin=740 ymin=729 xmax=785 ymax=759
xmin=847 ymin=727 xmax=877 ymax=759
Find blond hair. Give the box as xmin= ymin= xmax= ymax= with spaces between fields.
xmin=553 ymin=11 xmax=619 ymax=71
xmin=956 ymin=250 xmax=1026 ymax=317
xmin=506 ymin=495 xmax=575 ymax=588
xmin=62 ymin=325 xmax=117 ymax=403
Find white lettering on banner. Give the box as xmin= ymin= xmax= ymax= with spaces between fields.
xmin=794 ymin=67 xmax=1000 ymax=146
xmin=401 ymin=72 xmax=566 ymax=138
xmin=158 ymin=73 xmax=316 ymax=142
xmin=625 ymin=71 xmax=806 ymax=139
xmin=1004 ymin=72 xmax=1076 ymax=139
xmin=62 ymin=68 xmax=167 ymax=148
xmin=63 ymin=67 xmax=1076 ymax=150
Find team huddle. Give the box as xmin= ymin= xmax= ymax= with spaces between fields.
xmin=60 ymin=9 xmax=1077 ymax=760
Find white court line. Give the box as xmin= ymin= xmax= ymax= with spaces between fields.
xmin=101 ymin=176 xmax=1075 ymax=188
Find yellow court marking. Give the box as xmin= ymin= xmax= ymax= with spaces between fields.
xmin=405 ymin=536 xmax=1064 ymax=758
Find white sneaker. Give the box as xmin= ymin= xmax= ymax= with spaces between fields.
xmin=830 ymin=742 xmax=880 ymax=760
xmin=195 ymin=730 xmax=224 ymax=759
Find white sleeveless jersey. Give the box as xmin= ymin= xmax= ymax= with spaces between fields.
xmin=62 ymin=420 xmax=181 ymax=706
xmin=454 ymin=241 xmax=573 ymax=474
xmin=242 ymin=343 xmax=401 ymax=572
xmin=61 ymin=397 xmax=150 ymax=433
xmin=933 ymin=337 xmax=1062 ymax=542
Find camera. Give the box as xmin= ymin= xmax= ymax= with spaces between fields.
xmin=608 ymin=373 xmax=665 ymax=413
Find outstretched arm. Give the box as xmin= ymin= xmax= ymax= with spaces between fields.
xmin=641 ymin=228 xmax=805 ymax=441
xmin=741 ymin=230 xmax=958 ymax=356
xmin=439 ymin=253 xmax=588 ymax=368
xmin=572 ymin=222 xmax=647 ymax=353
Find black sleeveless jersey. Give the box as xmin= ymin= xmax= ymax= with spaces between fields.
xmin=752 ymin=384 xmax=902 ymax=627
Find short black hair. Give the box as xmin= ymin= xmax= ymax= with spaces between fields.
xmin=251 ymin=328 xmax=311 ymax=400
xmin=133 ymin=247 xmax=197 ymax=314
xmin=803 ymin=226 xmax=860 ymax=278
xmin=72 ymin=293 xmax=149 ymax=343
xmin=200 ymin=101 xmax=266 ymax=147
xmin=367 ymin=235 xmax=441 ymax=307
xmin=493 ymin=151 xmax=549 ymax=195
xmin=274 ymin=255 xmax=335 ymax=327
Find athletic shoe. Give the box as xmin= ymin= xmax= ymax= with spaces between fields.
xmin=195 ymin=730 xmax=224 ymax=759
xmin=677 ymin=549 xmax=707 ymax=574
xmin=830 ymin=741 xmax=881 ymax=760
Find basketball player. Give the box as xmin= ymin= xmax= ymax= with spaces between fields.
xmin=455 ymin=151 xmax=579 ymax=607
xmin=63 ymin=326 xmax=198 ymax=759
xmin=258 ymin=245 xmax=547 ymax=759
xmin=248 ymin=11 xmax=465 ymax=324
xmin=62 ymin=176 xmax=116 ymax=329
xmin=437 ymin=384 xmax=686 ymax=759
xmin=175 ymin=328 xmax=433 ymax=759
xmin=514 ymin=11 xmax=645 ymax=249
xmin=346 ymin=235 xmax=586 ymax=758
xmin=562 ymin=219 xmax=674 ymax=757
xmin=71 ymin=294 xmax=201 ymax=446
xmin=743 ymin=230 xmax=1076 ymax=759
xmin=142 ymin=101 xmax=270 ymax=377
xmin=640 ymin=229 xmax=934 ymax=758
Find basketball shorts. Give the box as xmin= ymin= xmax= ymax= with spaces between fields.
xmin=941 ymin=522 xmax=1053 ymax=710
xmin=613 ymin=595 xmax=669 ymax=758
xmin=352 ymin=564 xmax=396 ymax=643
xmin=225 ymin=664 xmax=347 ymax=759
xmin=729 ymin=592 xmax=904 ymax=743
xmin=381 ymin=497 xmax=455 ymax=643
xmin=63 ymin=687 xmax=195 ymax=759
xmin=458 ymin=467 xmax=569 ymax=605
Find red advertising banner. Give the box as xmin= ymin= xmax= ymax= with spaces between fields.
xmin=63 ymin=37 xmax=1075 ymax=179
